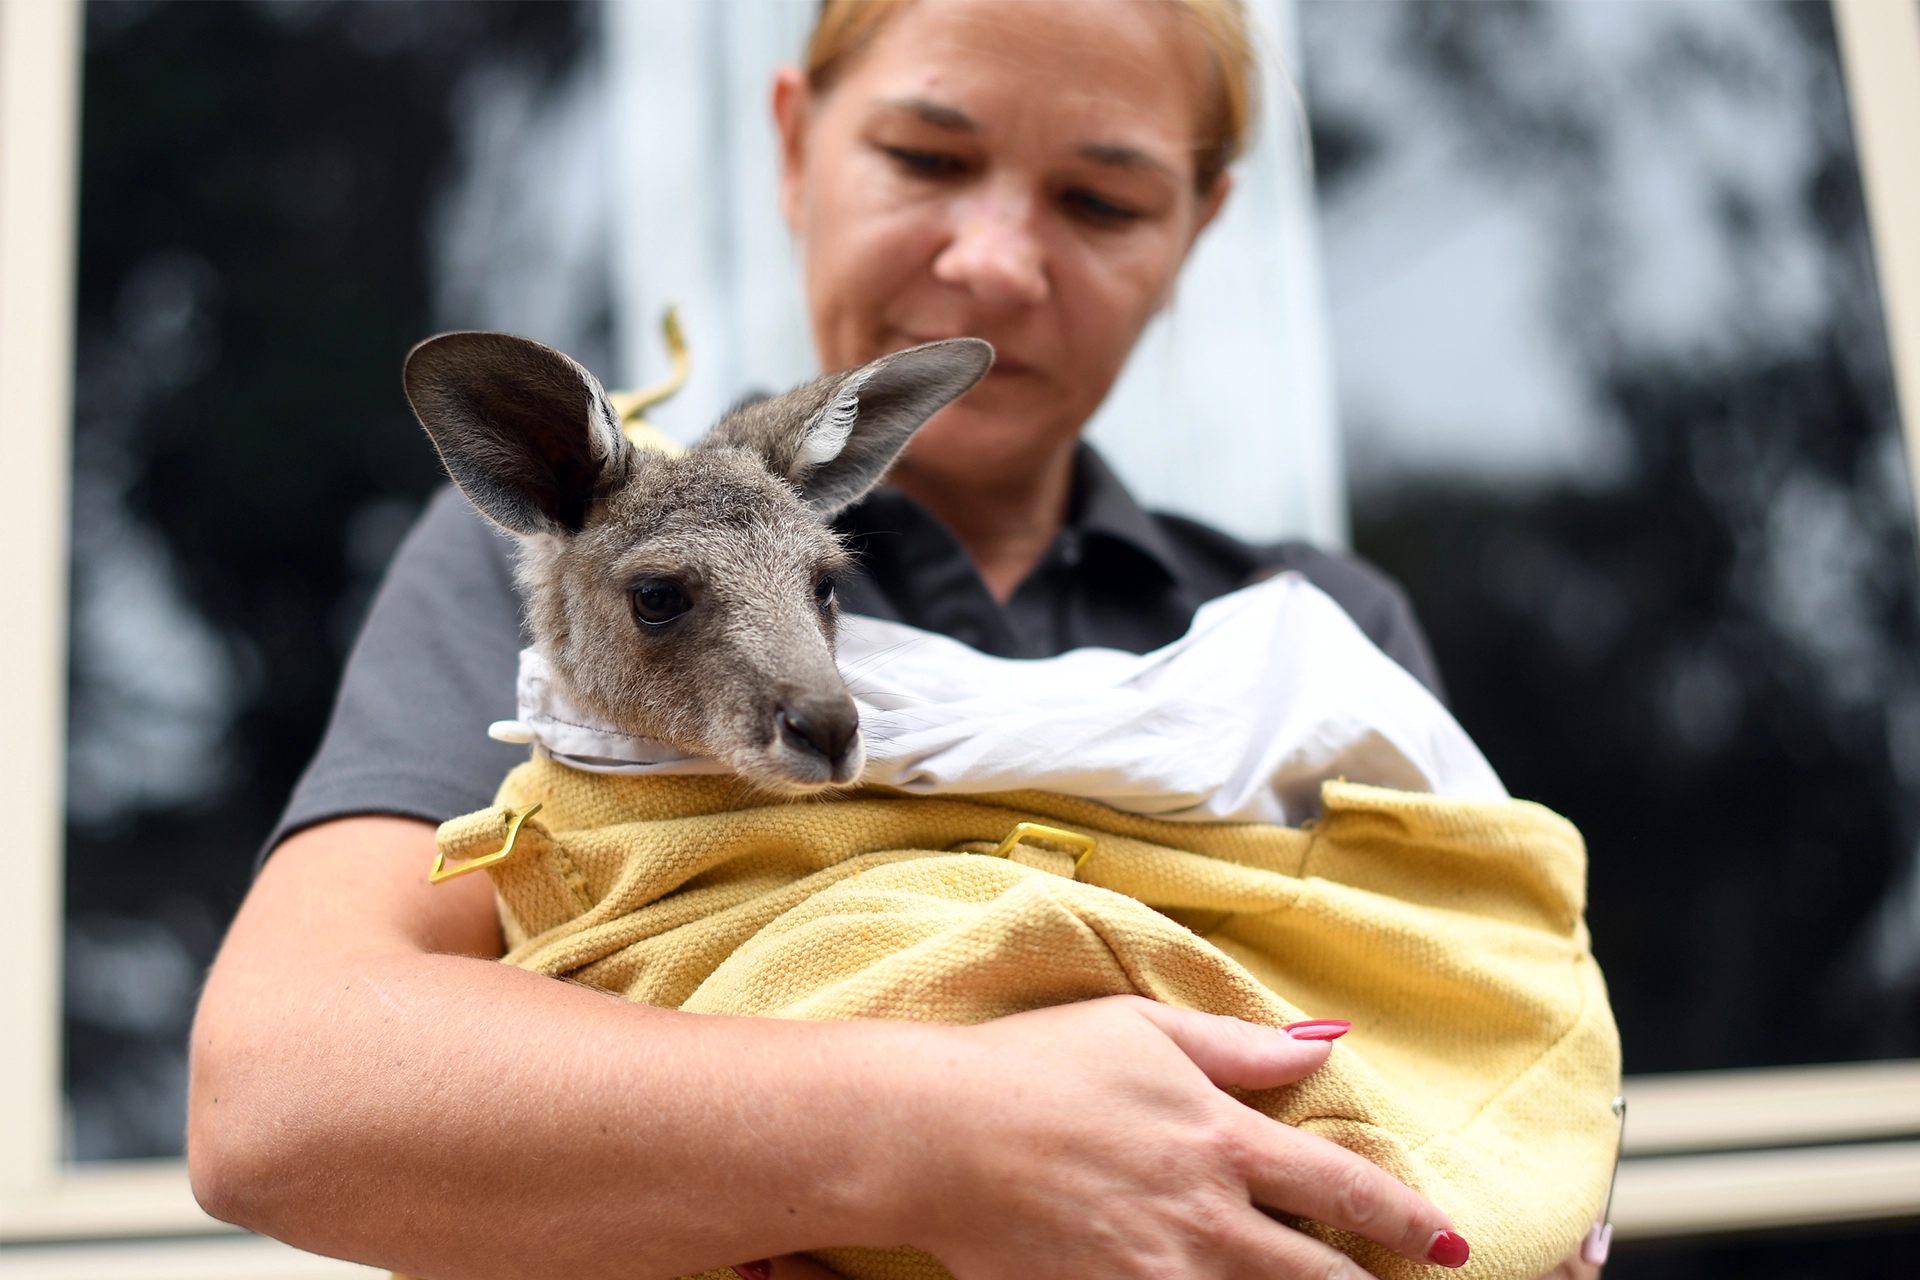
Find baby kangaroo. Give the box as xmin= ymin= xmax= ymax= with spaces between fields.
xmin=403 ymin=332 xmax=992 ymax=793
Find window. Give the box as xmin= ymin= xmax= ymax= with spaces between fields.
xmin=4 ymin=1 xmax=1919 ymax=1273
xmin=1299 ymin=0 xmax=1920 ymax=1262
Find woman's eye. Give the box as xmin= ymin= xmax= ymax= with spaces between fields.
xmin=884 ymin=146 xmax=967 ymax=179
xmin=630 ymin=580 xmax=691 ymax=626
xmin=1061 ymin=187 xmax=1140 ymax=226
xmin=814 ymin=577 xmax=836 ymax=609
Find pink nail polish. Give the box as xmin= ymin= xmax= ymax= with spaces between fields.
xmin=1283 ymin=1019 xmax=1351 ymax=1041
xmin=1582 ymin=1223 xmax=1612 ymax=1265
xmin=733 ymin=1263 xmax=773 ymax=1280
xmin=1425 ymin=1229 xmax=1470 ymax=1268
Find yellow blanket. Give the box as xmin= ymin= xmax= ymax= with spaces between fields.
xmin=434 ymin=756 xmax=1620 ymax=1280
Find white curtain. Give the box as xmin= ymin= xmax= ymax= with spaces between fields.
xmin=604 ymin=0 xmax=1345 ymax=547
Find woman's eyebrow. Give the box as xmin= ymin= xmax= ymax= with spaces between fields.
xmin=880 ymin=97 xmax=978 ymax=133
xmin=1078 ymin=143 xmax=1177 ymax=182
xmin=875 ymin=98 xmax=1176 ymax=182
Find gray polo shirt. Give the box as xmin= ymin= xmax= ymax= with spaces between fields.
xmin=265 ymin=445 xmax=1442 ymax=857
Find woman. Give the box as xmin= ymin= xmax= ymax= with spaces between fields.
xmin=188 ymin=4 xmax=1470 ymax=1278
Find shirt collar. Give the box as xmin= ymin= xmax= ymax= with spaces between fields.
xmin=837 ymin=443 xmax=1196 ymax=596
xmin=1070 ymin=444 xmax=1190 ymax=590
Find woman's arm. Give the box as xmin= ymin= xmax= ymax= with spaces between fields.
xmin=190 ymin=816 xmax=1466 ymax=1280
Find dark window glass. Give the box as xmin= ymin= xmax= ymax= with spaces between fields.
xmin=65 ymin=0 xmax=589 ymax=1162
xmin=1302 ymin=0 xmax=1920 ymax=1082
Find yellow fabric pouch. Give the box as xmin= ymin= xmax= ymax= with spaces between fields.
xmin=433 ymin=756 xmax=1621 ymax=1280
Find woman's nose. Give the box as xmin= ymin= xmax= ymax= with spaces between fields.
xmin=931 ymin=184 xmax=1049 ymax=309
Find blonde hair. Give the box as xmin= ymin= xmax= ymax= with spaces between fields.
xmin=805 ymin=0 xmax=1258 ymax=192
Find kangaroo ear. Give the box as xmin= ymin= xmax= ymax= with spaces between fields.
xmin=703 ymin=338 xmax=993 ymax=518
xmin=404 ymin=331 xmax=631 ymax=536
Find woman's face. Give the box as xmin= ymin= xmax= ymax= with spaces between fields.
xmin=775 ymin=0 xmax=1230 ymax=487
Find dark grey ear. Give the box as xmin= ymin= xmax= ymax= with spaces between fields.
xmin=703 ymin=338 xmax=993 ymax=518
xmin=403 ymin=331 xmax=631 ymax=536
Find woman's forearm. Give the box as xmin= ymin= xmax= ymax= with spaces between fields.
xmin=189 ymin=817 xmax=933 ymax=1278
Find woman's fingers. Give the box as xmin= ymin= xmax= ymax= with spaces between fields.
xmin=1122 ymin=998 xmax=1468 ymax=1269
xmin=1240 ymin=1116 xmax=1468 ymax=1268
xmin=911 ymin=998 xmax=1477 ymax=1279
xmin=1120 ymin=997 xmax=1336 ymax=1091
xmin=1226 ymin=1210 xmax=1382 ymax=1280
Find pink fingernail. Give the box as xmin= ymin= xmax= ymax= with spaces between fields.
xmin=733 ymin=1263 xmax=773 ymax=1280
xmin=1283 ymin=1019 xmax=1351 ymax=1041
xmin=1426 ymin=1229 xmax=1470 ymax=1268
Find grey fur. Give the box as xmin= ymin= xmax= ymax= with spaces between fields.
xmin=403 ymin=332 xmax=993 ymax=792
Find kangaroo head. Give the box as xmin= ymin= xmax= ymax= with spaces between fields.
xmin=403 ymin=332 xmax=992 ymax=793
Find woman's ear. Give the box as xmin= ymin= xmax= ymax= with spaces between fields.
xmin=1194 ymin=170 xmax=1233 ymax=244
xmin=1155 ymin=172 xmax=1236 ymax=314
xmin=772 ymin=65 xmax=811 ymax=235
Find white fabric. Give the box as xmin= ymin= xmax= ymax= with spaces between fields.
xmin=498 ymin=573 xmax=1507 ymax=825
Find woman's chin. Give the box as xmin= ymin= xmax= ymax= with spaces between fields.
xmin=905 ymin=397 xmax=1080 ymax=470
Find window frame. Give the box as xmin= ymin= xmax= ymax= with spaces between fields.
xmin=0 ymin=0 xmax=88 ymax=1232
xmin=3 ymin=0 xmax=1919 ymax=1256
xmin=1839 ymin=0 xmax=1920 ymax=522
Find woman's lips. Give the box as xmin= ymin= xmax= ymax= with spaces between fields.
xmin=897 ymin=332 xmax=1034 ymax=376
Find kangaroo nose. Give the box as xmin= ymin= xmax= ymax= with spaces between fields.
xmin=776 ymin=695 xmax=860 ymax=768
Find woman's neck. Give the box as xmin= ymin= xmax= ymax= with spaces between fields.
xmin=888 ymin=439 xmax=1079 ymax=604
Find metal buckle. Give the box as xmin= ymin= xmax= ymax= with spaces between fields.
xmin=608 ymin=306 xmax=690 ymax=448
xmin=429 ymin=803 xmax=543 ymax=884
xmin=987 ymin=822 xmax=1097 ymax=874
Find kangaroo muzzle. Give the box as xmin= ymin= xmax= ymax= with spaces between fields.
xmin=771 ymin=690 xmax=865 ymax=786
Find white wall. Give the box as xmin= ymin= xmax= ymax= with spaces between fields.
xmin=605 ymin=0 xmax=817 ymax=435
xmin=604 ymin=0 xmax=1345 ymax=547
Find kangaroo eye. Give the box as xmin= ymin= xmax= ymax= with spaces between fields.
xmin=814 ymin=577 xmax=836 ymax=609
xmin=630 ymin=579 xmax=690 ymax=626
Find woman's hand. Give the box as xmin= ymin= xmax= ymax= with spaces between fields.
xmin=751 ymin=998 xmax=1466 ymax=1279
xmin=875 ymin=996 xmax=1466 ymax=1280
